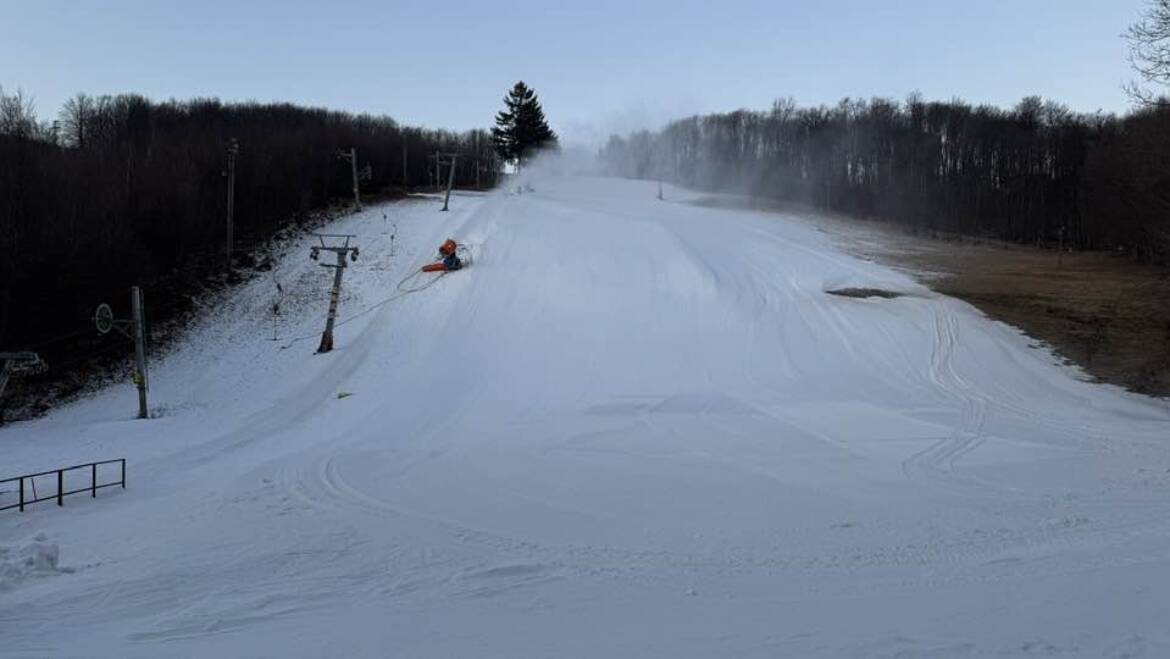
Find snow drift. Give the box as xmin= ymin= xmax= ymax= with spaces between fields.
xmin=0 ymin=532 xmax=67 ymax=588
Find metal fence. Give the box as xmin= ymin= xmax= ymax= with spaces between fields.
xmin=0 ymin=459 xmax=125 ymax=512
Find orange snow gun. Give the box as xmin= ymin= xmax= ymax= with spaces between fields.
xmin=421 ymin=238 xmax=463 ymax=272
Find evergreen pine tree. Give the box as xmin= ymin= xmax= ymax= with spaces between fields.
xmin=492 ymin=81 xmax=557 ymax=168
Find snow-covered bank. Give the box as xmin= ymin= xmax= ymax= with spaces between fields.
xmin=2 ymin=177 xmax=1168 ymax=657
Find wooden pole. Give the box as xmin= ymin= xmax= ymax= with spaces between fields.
xmin=442 ymin=156 xmax=457 ymax=211
xmin=225 ymin=138 xmax=238 ymax=274
xmin=350 ymin=147 xmax=361 ymax=210
xmin=131 ymin=286 xmax=148 ymax=419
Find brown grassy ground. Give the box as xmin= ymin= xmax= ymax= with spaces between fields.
xmin=889 ymin=240 xmax=1169 ymax=397
xmin=691 ymin=194 xmax=1170 ymax=398
xmin=827 ymin=215 xmax=1170 ymax=398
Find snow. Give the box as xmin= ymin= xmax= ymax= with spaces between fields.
xmin=0 ymin=533 xmax=67 ymax=588
xmin=2 ymin=174 xmax=1169 ymax=657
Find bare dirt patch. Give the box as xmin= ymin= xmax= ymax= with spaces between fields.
xmin=826 ymin=288 xmax=904 ymax=299
xmin=837 ymin=221 xmax=1170 ymax=398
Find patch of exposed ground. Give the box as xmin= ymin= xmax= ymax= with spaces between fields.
xmin=826 ymin=288 xmax=903 ymax=299
xmin=833 ymin=218 xmax=1170 ymax=398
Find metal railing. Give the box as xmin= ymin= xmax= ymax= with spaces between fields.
xmin=0 ymin=459 xmax=125 ymax=512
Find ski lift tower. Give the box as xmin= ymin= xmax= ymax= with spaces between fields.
xmin=310 ymin=234 xmax=360 ymax=354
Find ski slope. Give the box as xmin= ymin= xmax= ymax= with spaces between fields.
xmin=2 ymin=175 xmax=1169 ymax=658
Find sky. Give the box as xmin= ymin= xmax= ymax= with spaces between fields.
xmin=0 ymin=0 xmax=1150 ymax=148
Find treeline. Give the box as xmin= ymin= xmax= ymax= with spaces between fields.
xmin=0 ymin=89 xmax=497 ymax=401
xmin=600 ymin=95 xmax=1170 ymax=262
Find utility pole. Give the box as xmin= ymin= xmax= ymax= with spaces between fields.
xmin=435 ymin=151 xmax=441 ymax=193
xmin=350 ymin=147 xmax=360 ymax=210
xmin=93 ymin=288 xmax=149 ymax=419
xmin=130 ymin=286 xmax=148 ymax=419
xmin=657 ymin=180 xmax=664 ymax=201
xmin=440 ymin=153 xmax=458 ymax=211
xmin=310 ymin=234 xmax=360 ymax=353
xmin=337 ymin=148 xmax=361 ymax=210
xmin=225 ymin=138 xmax=239 ymax=274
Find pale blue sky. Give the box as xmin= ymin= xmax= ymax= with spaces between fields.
xmin=0 ymin=0 xmax=1148 ymax=146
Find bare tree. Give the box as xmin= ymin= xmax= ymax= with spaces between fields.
xmin=58 ymin=93 xmax=94 ymax=148
xmin=1126 ymin=0 xmax=1170 ymax=105
xmin=0 ymin=85 xmax=40 ymax=138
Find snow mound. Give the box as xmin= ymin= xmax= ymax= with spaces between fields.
xmin=0 ymin=532 xmax=68 ymax=588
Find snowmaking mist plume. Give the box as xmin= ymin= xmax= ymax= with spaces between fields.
xmin=563 ymin=101 xmax=702 ymax=145
xmin=508 ymin=147 xmax=604 ymax=189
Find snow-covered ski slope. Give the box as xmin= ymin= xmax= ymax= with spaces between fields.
xmin=3 ymin=175 xmax=1169 ymax=658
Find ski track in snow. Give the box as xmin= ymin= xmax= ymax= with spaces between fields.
xmin=2 ymin=178 xmax=1169 ymax=658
